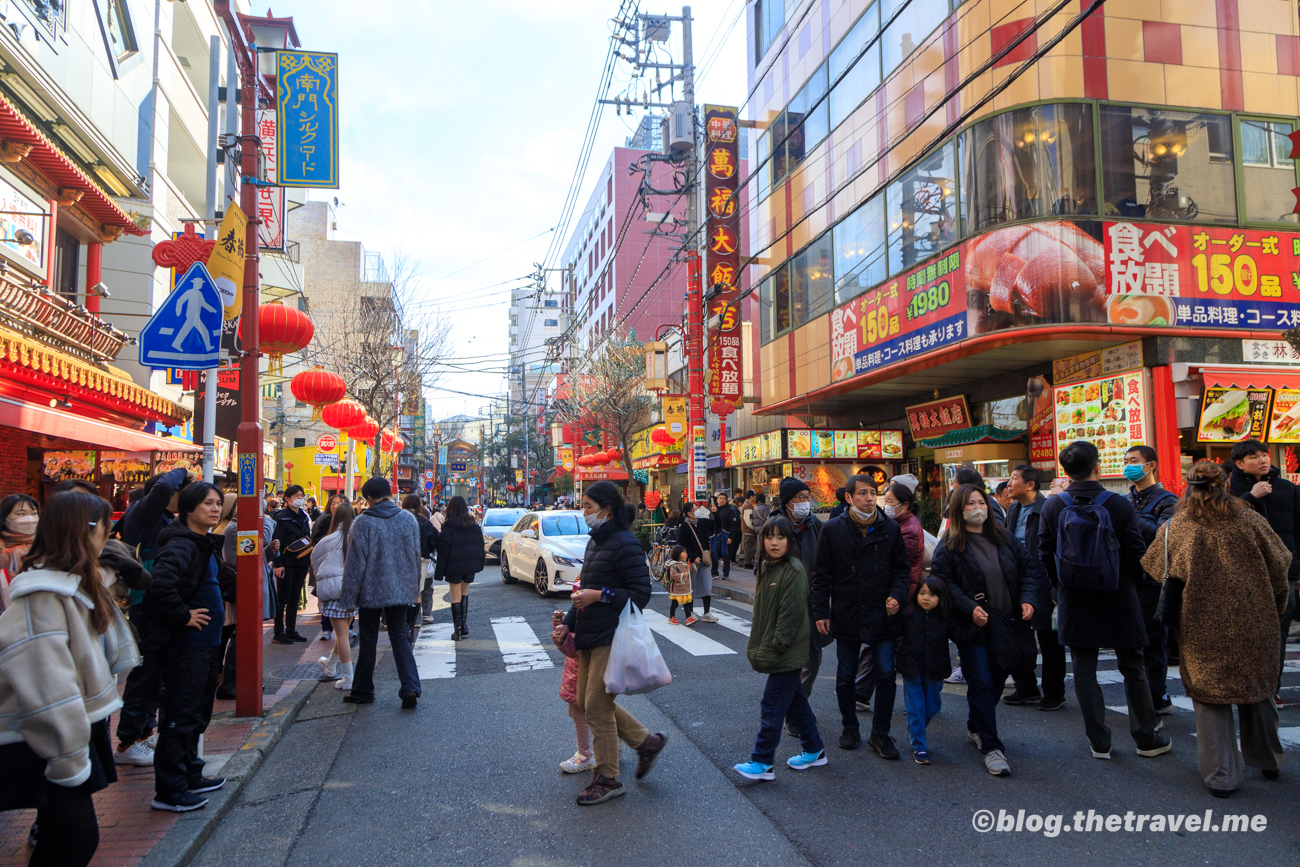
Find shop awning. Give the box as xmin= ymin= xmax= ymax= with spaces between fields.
xmin=1201 ymin=367 xmax=1300 ymax=390
xmin=919 ymin=425 xmax=1024 ymax=449
xmin=0 ymin=395 xmax=200 ymax=452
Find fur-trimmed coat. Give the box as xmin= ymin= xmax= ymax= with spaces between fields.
xmin=1141 ymin=507 xmax=1291 ymax=705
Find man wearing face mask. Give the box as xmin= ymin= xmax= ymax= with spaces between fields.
xmin=271 ymin=485 xmax=315 ymax=644
xmin=809 ymin=474 xmax=911 ymax=757
xmin=1124 ymin=446 xmax=1179 ymax=715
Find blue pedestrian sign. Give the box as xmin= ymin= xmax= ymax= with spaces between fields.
xmin=139 ymin=262 xmax=224 ymax=370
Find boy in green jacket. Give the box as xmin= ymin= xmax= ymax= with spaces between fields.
xmin=734 ymin=515 xmax=826 ymax=781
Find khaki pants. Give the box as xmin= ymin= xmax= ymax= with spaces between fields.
xmin=1193 ymin=698 xmax=1282 ymax=792
xmin=576 ymin=645 xmax=649 ymax=779
xmin=739 ymin=533 xmax=757 ymax=567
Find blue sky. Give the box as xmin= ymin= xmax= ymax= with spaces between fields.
xmin=265 ymin=1 xmax=748 ymax=419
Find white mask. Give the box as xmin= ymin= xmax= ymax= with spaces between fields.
xmin=790 ymin=501 xmax=812 ymax=520
xmin=584 ymin=513 xmax=606 ymax=530
xmin=850 ymin=505 xmax=876 ymax=522
xmin=881 ymin=503 xmax=897 ymax=519
xmin=694 ymin=507 xmax=710 ymax=520
xmin=963 ymin=508 xmax=988 ymax=526
xmin=5 ymin=514 xmax=37 ymax=536
xmin=291 ymin=498 xmax=306 ymax=509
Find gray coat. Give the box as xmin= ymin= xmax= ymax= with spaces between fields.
xmin=340 ymin=500 xmax=421 ymax=609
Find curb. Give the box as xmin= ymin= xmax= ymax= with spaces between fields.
xmin=713 ymin=582 xmax=754 ymax=605
xmin=139 ymin=677 xmax=318 ymax=867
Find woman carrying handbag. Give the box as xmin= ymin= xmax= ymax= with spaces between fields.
xmin=313 ymin=503 xmax=356 ymax=690
xmin=1140 ymin=461 xmax=1291 ymax=798
xmin=681 ymin=505 xmax=717 ymax=622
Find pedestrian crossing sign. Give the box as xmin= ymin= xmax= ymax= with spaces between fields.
xmin=139 ymin=262 xmax=224 ymax=370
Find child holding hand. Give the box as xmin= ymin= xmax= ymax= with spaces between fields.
xmin=552 ymin=585 xmax=594 ymax=774
xmin=896 ymin=576 xmax=977 ymax=764
xmin=665 ymin=545 xmax=695 ymax=626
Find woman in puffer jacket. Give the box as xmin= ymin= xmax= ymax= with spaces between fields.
xmin=313 ymin=503 xmax=356 ymax=690
xmin=0 ymin=490 xmax=138 ymax=867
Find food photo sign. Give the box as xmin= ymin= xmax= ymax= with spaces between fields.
xmin=830 ymin=220 xmax=1300 ymax=385
xmin=1052 ymin=371 xmax=1149 ymax=478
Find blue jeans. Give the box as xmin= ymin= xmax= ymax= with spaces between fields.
xmin=903 ymin=674 xmax=943 ymax=753
xmin=351 ymin=605 xmax=421 ymax=701
xmin=710 ymin=532 xmax=729 ymax=576
xmin=958 ymin=643 xmax=1004 ymax=754
xmin=836 ymin=639 xmax=896 ymax=737
xmin=752 ymin=669 xmax=824 ymax=765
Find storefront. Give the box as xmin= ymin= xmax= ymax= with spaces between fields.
xmin=281 ymin=442 xmax=373 ymax=502
xmin=721 ymin=427 xmax=905 ymax=507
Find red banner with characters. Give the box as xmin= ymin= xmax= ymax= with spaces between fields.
xmin=905 ymin=395 xmax=972 ymax=439
xmin=704 ymin=104 xmax=743 ymax=409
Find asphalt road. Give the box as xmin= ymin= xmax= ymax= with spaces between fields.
xmin=195 ymin=565 xmax=1300 ymax=867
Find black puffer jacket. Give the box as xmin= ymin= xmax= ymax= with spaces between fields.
xmin=271 ymin=507 xmax=313 ymax=568
xmin=434 ymin=518 xmax=484 ymax=579
xmin=929 ymin=532 xmax=1040 ymax=647
xmin=809 ymin=511 xmax=910 ymax=644
xmin=894 ymin=604 xmax=979 ymax=680
xmin=1230 ymin=465 xmax=1300 ymax=581
xmin=118 ymin=466 xmax=187 ymax=563
xmin=142 ymin=523 xmax=223 ymax=649
xmin=411 ymin=511 xmax=439 ymax=559
xmin=563 ymin=520 xmax=652 ymax=650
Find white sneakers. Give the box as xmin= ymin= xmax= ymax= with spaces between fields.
xmin=115 ymin=740 xmax=155 ymax=766
xmin=699 ymin=613 xmax=719 ymax=623
xmin=318 ymin=655 xmax=339 ymax=679
xmin=333 ymin=660 xmax=353 ymax=690
xmin=560 ymin=752 xmax=596 ymax=773
xmin=984 ymin=749 xmax=1011 ymax=776
xmin=945 ymin=666 xmax=965 ymax=684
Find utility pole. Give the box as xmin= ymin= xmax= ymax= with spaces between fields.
xmin=676 ymin=6 xmax=705 ymax=506
xmin=200 ymin=35 xmax=221 ymax=483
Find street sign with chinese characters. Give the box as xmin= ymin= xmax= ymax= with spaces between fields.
xmin=256 ymin=109 xmax=287 ymax=251
xmin=1243 ymin=339 xmax=1300 ymax=365
xmin=905 ymin=396 xmax=972 ymax=440
xmin=207 ymin=204 xmax=247 ymax=319
xmin=703 ymin=105 xmax=743 ymax=410
xmin=276 ymin=50 xmax=339 ymax=188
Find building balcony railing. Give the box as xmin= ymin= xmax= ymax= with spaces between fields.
xmin=0 ymin=268 xmax=129 ymax=362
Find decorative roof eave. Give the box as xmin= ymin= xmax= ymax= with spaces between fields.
xmin=0 ymin=91 xmax=146 ymax=237
xmin=918 ymin=425 xmax=1024 ymax=449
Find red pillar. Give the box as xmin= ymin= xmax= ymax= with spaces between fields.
xmin=85 ymin=241 xmax=102 ymax=314
xmin=1150 ymin=365 xmax=1184 ymax=496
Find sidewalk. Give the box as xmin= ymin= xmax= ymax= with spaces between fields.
xmin=0 ymin=604 xmax=338 ymax=867
xmin=708 ymin=561 xmax=757 ymax=604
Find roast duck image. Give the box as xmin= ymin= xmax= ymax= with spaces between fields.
xmin=965 ymin=220 xmax=1106 ymax=333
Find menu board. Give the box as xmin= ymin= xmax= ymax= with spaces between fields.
xmin=786 ymin=429 xmax=904 ymax=462
xmin=834 ymin=431 xmax=857 ymax=458
xmin=811 ymin=430 xmax=837 ymax=459
xmin=727 ymin=430 xmax=784 ymax=466
xmin=99 ymin=451 xmax=151 ymax=483
xmin=1268 ymin=389 xmax=1300 ymax=443
xmin=43 ymin=450 xmax=96 ymax=482
xmin=787 ymin=430 xmax=812 ymax=459
xmin=154 ymin=451 xmax=201 ymax=476
xmin=1052 ymin=371 xmax=1148 ymax=477
xmin=857 ymin=430 xmax=881 ymax=459
xmin=880 ymin=430 xmax=904 ymax=460
xmin=1197 ymin=388 xmax=1271 ymax=443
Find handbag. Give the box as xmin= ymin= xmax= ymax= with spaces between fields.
xmin=603 ymin=601 xmax=672 ymax=694
xmin=1153 ymin=522 xmax=1185 ymax=629
xmin=975 ymin=592 xmax=1038 ymax=673
xmin=686 ymin=522 xmax=712 ymax=568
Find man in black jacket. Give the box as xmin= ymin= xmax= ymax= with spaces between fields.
xmin=1125 ymin=445 xmax=1179 ymax=714
xmin=1004 ymin=465 xmax=1064 ymax=708
xmin=1038 ymin=441 xmax=1170 ymax=760
xmin=1229 ymin=439 xmax=1300 ymax=706
xmin=810 ymin=473 xmax=910 ymax=757
xmin=271 ymin=485 xmax=314 ymax=643
xmin=711 ymin=492 xmax=739 ymax=579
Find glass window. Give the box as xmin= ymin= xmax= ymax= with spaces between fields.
xmin=1100 ymin=106 xmax=1237 ymax=223
xmin=757 ymin=129 xmax=771 ymax=201
xmin=541 ymin=516 xmax=586 ymax=536
xmin=1241 ymin=119 xmax=1298 ymax=224
xmin=791 ymin=233 xmax=835 ymax=325
xmin=833 ymin=193 xmax=888 ymax=303
xmin=487 ymin=510 xmax=526 ymax=527
xmin=760 ymin=274 xmax=773 ymax=343
xmin=772 ymin=264 xmax=792 ymax=334
xmin=790 ymin=64 xmax=829 ymax=152
xmin=887 ymin=142 xmax=958 ymax=274
xmin=960 ymin=103 xmax=1097 ymax=235
xmin=769 ymin=111 xmax=790 ymax=190
xmin=881 ymin=0 xmax=946 ymax=76
xmin=757 ymin=0 xmax=786 ymax=59
xmin=828 ymin=4 xmax=880 ymax=131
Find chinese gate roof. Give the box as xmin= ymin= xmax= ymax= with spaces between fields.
xmin=918 ymin=425 xmax=1023 ymax=449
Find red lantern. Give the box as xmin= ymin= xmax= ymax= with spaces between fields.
xmin=290 ymin=367 xmax=346 ymax=420
xmin=379 ymin=429 xmax=405 ymax=454
xmin=243 ymin=301 xmax=314 ymax=374
xmin=349 ymin=416 xmax=379 ymax=444
xmin=321 ymin=399 xmax=366 ymax=432
xmin=651 ymin=426 xmax=676 ymax=447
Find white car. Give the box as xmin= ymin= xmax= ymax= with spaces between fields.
xmin=500 ymin=510 xmax=589 ymax=596
xmin=481 ymin=508 xmax=527 ymax=561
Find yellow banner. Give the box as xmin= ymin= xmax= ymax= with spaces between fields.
xmin=559 ymin=447 xmax=574 ymax=471
xmin=662 ymin=396 xmax=687 ymax=441
xmin=208 ymin=203 xmax=248 ymax=319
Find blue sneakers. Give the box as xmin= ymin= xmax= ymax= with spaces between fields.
xmin=733 ymin=761 xmax=775 ymax=781
xmin=786 ymin=749 xmax=828 ymax=770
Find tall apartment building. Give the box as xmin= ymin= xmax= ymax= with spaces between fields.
xmin=507 ymin=279 xmax=563 ymax=410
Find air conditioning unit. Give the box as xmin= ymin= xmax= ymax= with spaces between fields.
xmin=668 ymin=101 xmax=693 ymax=157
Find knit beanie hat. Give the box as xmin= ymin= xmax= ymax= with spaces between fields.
xmin=889 ymin=473 xmax=920 ymax=493
xmin=779 ymin=477 xmax=810 ymax=510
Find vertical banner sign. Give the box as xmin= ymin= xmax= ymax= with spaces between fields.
xmin=256 ymin=109 xmax=286 ymax=251
xmin=703 ymin=105 xmax=742 ymax=409
xmin=207 ymin=203 xmax=247 ymax=318
xmin=692 ymin=424 xmax=708 ymax=501
xmin=662 ymin=395 xmax=687 ymax=442
xmin=276 ymin=51 xmax=339 ymax=189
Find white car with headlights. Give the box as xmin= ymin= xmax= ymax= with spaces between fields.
xmin=499 ymin=510 xmax=589 ymax=596
xmin=481 ymin=508 xmax=527 ymax=561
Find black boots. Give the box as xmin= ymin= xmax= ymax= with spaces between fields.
xmin=460 ymin=596 xmax=469 ymax=637
xmin=450 ymin=600 xmax=464 ymax=641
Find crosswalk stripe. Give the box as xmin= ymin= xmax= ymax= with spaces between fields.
xmin=708 ymin=609 xmax=751 ymax=638
xmin=413 ymin=623 xmax=456 ymax=680
xmin=490 ymin=616 xmax=554 ymax=672
xmin=642 ymin=609 xmax=736 ymax=656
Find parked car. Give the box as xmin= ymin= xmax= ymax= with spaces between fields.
xmin=481 ymin=508 xmax=527 ymax=561
xmin=500 ymin=510 xmax=588 ymax=596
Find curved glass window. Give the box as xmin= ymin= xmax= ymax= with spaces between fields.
xmin=792 ymin=233 xmax=835 ymax=325
xmin=1100 ymin=106 xmax=1236 ymax=224
xmin=888 ymin=142 xmax=957 ymax=275
xmin=828 ymin=5 xmax=880 ymax=131
xmin=960 ymin=103 xmax=1096 ymax=235
xmin=881 ymin=0 xmax=947 ymax=77
xmin=833 ymin=193 xmax=887 ymax=304
xmin=1240 ymin=119 xmax=1298 ymax=224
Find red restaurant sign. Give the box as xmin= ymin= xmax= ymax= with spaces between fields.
xmin=905 ymin=395 xmax=971 ymax=440
xmin=704 ymin=104 xmax=743 ymax=410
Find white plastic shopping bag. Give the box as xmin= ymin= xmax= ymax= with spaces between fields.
xmin=604 ymin=600 xmax=672 ymax=695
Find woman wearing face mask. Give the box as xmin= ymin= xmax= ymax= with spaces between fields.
xmin=552 ymin=481 xmax=666 ymax=805
xmin=882 ymin=483 xmax=925 ymax=596
xmin=928 ymin=484 xmax=1039 ymax=778
xmin=0 ymin=494 xmax=38 ymax=613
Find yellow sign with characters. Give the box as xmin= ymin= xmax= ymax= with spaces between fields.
xmin=662 ymin=396 xmax=687 ymax=441
xmin=207 ymin=203 xmax=248 ymax=319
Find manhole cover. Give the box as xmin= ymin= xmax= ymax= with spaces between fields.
xmin=269 ymin=663 xmax=326 ymax=680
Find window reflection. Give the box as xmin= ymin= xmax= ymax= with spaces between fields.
xmin=834 ymin=194 xmax=887 ymax=304
xmin=793 ymin=234 xmax=835 ymax=324
xmin=888 ymin=143 xmax=957 ymax=274
xmin=1241 ymin=119 xmax=1298 ymax=224
xmin=1101 ymin=106 xmax=1236 ymax=223
xmin=828 ymin=5 xmax=880 ymax=131
xmin=961 ymin=104 xmax=1096 ymax=234
xmin=881 ymin=0 xmax=946 ymax=77
xmin=772 ymin=265 xmax=791 ymax=334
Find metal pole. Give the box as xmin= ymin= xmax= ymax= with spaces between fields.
xmin=679 ymin=6 xmax=704 ymax=505
xmin=200 ymin=34 xmax=221 ymax=483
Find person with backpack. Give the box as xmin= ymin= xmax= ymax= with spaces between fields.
xmin=1125 ymin=445 xmax=1179 ymax=715
xmin=779 ymin=479 xmax=827 ymax=702
xmin=710 ymin=492 xmax=739 ymax=581
xmin=270 ymin=485 xmax=315 ymax=644
xmin=1037 ymin=441 xmax=1171 ymax=761
xmin=1002 ymin=465 xmax=1060 ymax=709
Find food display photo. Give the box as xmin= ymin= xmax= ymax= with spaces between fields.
xmin=1197 ymin=388 xmax=1270 ymax=443
xmin=1052 ymin=371 xmax=1147 ymax=476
